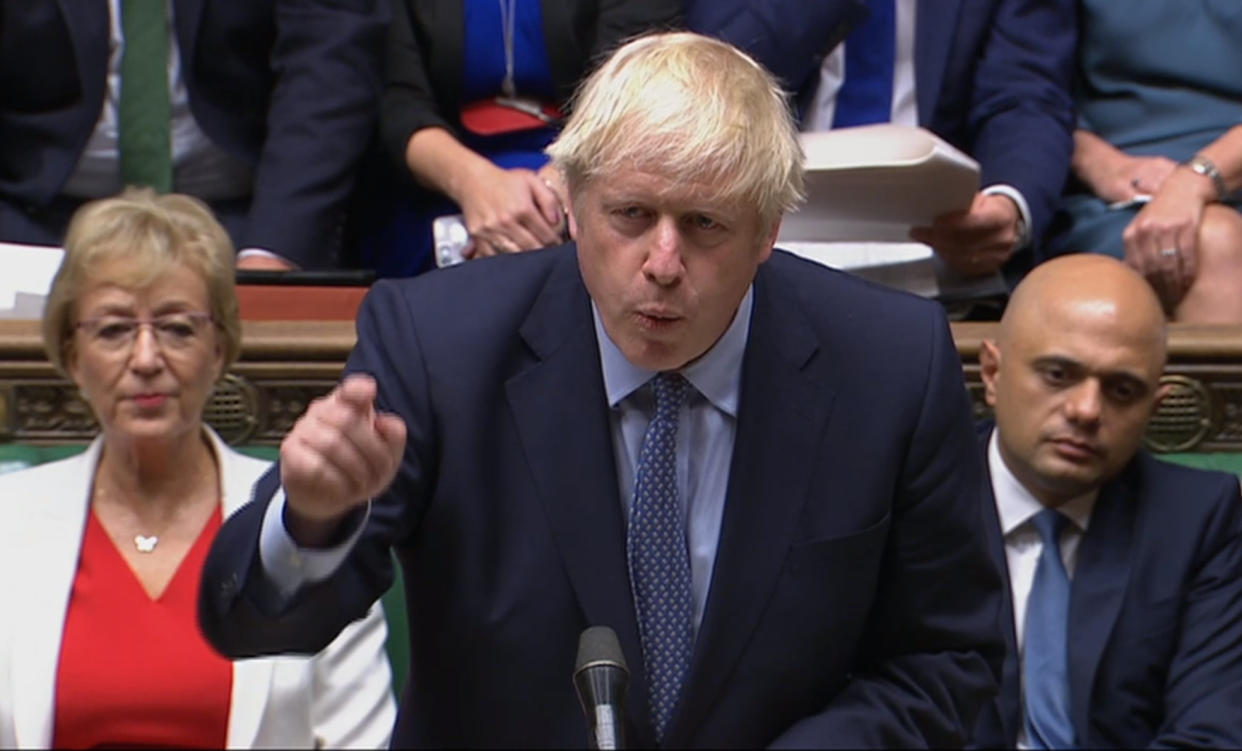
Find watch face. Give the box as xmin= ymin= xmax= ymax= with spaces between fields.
xmin=1187 ymin=155 xmax=1226 ymax=199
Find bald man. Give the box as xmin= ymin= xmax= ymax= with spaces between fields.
xmin=970 ymin=254 xmax=1242 ymax=748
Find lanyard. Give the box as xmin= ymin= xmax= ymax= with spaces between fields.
xmin=498 ymin=0 xmax=517 ymax=98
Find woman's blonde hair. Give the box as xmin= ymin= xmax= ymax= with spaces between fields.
xmin=42 ymin=188 xmax=242 ymax=376
xmin=547 ymin=31 xmax=806 ymax=236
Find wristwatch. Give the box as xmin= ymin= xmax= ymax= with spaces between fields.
xmin=1184 ymin=154 xmax=1228 ymax=200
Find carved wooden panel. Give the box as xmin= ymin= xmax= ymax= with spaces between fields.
xmin=4 ymin=319 xmax=1242 ymax=451
xmin=953 ymin=323 xmax=1242 ymax=453
xmin=0 ymin=320 xmax=350 ymax=447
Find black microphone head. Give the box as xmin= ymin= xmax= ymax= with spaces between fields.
xmin=574 ymin=626 xmax=629 ymax=749
xmin=575 ymin=625 xmax=628 ymax=676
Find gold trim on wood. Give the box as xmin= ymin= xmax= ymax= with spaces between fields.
xmin=3 ymin=319 xmax=1242 ymax=451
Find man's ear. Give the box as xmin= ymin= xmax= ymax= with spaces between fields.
xmin=758 ymin=217 xmax=781 ymax=264
xmin=979 ymin=339 xmax=1002 ymax=407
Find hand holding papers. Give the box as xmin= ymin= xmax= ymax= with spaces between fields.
xmin=777 ymin=125 xmax=1003 ymax=302
xmin=780 ymin=124 xmax=980 ymax=246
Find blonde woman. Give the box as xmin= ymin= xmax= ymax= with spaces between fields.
xmin=0 ymin=189 xmax=395 ymax=748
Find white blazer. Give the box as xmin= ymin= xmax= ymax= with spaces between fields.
xmin=0 ymin=429 xmax=396 ymax=749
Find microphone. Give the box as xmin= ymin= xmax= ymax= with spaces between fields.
xmin=573 ymin=626 xmax=629 ymax=750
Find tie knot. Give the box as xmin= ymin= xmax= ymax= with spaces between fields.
xmin=1031 ymin=507 xmax=1068 ymax=548
xmin=651 ymin=372 xmax=688 ymax=413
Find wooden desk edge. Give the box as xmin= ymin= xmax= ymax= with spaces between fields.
xmin=2 ymin=320 xmax=1240 ymax=450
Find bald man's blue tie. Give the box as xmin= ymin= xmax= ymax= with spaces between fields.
xmin=627 ymin=373 xmax=693 ymax=742
xmin=1024 ymin=508 xmax=1076 ymax=749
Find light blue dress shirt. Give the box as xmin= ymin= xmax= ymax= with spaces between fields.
xmin=594 ymin=288 xmax=751 ymax=630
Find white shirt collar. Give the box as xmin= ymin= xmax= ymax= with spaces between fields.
xmin=592 ymin=287 xmax=752 ymax=418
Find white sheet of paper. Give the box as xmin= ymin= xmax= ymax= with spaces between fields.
xmin=0 ymin=242 xmax=64 ymax=315
xmin=776 ymin=124 xmax=982 ymax=297
xmin=779 ymin=124 xmax=980 ymax=245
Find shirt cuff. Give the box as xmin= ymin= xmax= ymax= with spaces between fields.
xmin=237 ymin=247 xmax=299 ymax=269
xmin=982 ymin=184 xmax=1032 ymax=250
xmin=258 ymin=488 xmax=371 ymax=599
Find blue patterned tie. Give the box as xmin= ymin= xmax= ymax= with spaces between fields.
xmin=1024 ymin=508 xmax=1075 ymax=749
xmin=832 ymin=0 xmax=896 ymax=127
xmin=627 ymin=372 xmax=693 ymax=742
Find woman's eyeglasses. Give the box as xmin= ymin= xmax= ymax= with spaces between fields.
xmin=75 ymin=312 xmax=215 ymax=353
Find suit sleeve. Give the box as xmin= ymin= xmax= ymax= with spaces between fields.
xmin=199 ymin=280 xmax=436 ymax=658
xmin=966 ymin=0 xmax=1077 ymax=245
xmin=310 ymin=601 xmax=398 ymax=748
xmin=592 ymin=0 xmax=682 ymax=59
xmin=1150 ymin=474 xmax=1242 ymax=747
xmin=241 ymin=0 xmax=388 ymax=268
xmin=685 ymin=0 xmax=866 ymax=93
xmin=771 ymin=310 xmax=1006 ymax=748
xmin=379 ymin=0 xmax=455 ymax=170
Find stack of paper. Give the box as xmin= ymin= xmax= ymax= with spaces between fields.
xmin=0 ymin=242 xmax=64 ymax=319
xmin=780 ymin=123 xmax=980 ymax=248
xmin=776 ymin=124 xmax=998 ymax=300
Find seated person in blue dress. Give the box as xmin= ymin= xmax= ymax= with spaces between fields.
xmin=1043 ymin=0 xmax=1242 ymax=322
xmin=972 ymin=253 xmax=1242 ymax=748
xmin=359 ymin=0 xmax=680 ymax=277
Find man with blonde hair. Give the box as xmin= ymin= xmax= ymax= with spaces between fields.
xmin=201 ymin=32 xmax=1003 ymax=747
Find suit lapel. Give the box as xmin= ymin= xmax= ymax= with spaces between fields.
xmin=11 ymin=441 xmax=101 ymax=748
xmin=1067 ymin=475 xmax=1136 ymax=744
xmin=172 ymin=0 xmax=206 ymax=78
xmin=914 ymin=0 xmax=963 ymax=124
xmin=666 ymin=264 xmax=833 ymax=744
xmin=504 ymin=255 xmax=647 ymax=718
xmin=977 ymin=430 xmax=1022 ymax=746
xmin=57 ymin=0 xmax=110 ymax=125
xmin=8 ymin=430 xmax=269 ymax=746
xmin=211 ymin=431 xmax=276 ymax=747
xmin=539 ymin=0 xmax=582 ymax=101
xmin=226 ymin=659 xmax=276 ymax=747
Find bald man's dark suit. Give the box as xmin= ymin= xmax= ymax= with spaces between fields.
xmin=973 ymin=425 xmax=1242 ymax=747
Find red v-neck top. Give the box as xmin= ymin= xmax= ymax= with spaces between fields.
xmin=53 ymin=507 xmax=232 ymax=749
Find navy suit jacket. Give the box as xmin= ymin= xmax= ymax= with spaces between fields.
xmin=974 ymin=425 xmax=1242 ymax=747
xmin=687 ymin=0 xmax=1077 ymax=247
xmin=200 ymin=246 xmax=1005 ymax=747
xmin=0 ymin=0 xmax=386 ymax=269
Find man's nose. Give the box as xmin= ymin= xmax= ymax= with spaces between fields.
xmin=642 ymin=218 xmax=684 ymax=285
xmin=1064 ymin=379 xmax=1102 ymax=426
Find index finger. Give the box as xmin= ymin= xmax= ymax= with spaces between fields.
xmin=337 ymin=373 xmax=379 ymax=411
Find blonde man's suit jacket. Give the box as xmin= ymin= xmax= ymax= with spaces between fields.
xmin=0 ymin=429 xmax=396 ymax=748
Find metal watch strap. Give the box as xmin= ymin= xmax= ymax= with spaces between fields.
xmin=1185 ymin=154 xmax=1228 ymax=200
